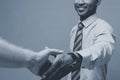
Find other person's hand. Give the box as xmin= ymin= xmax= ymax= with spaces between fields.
xmin=27 ymin=47 xmax=63 ymax=76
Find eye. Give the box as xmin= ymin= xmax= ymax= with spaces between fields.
xmin=74 ymin=3 xmax=80 ymax=8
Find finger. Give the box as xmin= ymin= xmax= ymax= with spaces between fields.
xmin=46 ymin=65 xmax=73 ymax=80
xmin=46 ymin=67 xmax=62 ymax=80
xmin=45 ymin=47 xmax=64 ymax=53
xmin=38 ymin=60 xmax=52 ymax=76
xmin=42 ymin=56 xmax=62 ymax=79
xmin=42 ymin=64 xmax=58 ymax=79
xmin=49 ymin=49 xmax=64 ymax=57
xmin=51 ymin=49 xmax=64 ymax=53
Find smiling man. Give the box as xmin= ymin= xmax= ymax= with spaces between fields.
xmin=68 ymin=0 xmax=116 ymax=80
xmin=41 ymin=0 xmax=116 ymax=80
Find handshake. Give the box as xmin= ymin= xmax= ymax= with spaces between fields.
xmin=28 ymin=47 xmax=82 ymax=80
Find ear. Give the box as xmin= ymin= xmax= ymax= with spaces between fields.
xmin=96 ymin=0 xmax=101 ymax=6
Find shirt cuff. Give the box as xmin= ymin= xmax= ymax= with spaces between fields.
xmin=76 ymin=49 xmax=91 ymax=68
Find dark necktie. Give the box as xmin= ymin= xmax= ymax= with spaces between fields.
xmin=71 ymin=22 xmax=84 ymax=80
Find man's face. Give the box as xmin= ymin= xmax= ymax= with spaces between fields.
xmin=74 ymin=0 xmax=98 ymax=18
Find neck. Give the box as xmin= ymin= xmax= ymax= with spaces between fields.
xmin=80 ymin=15 xmax=91 ymax=21
xmin=80 ymin=12 xmax=96 ymax=21
xmin=80 ymin=7 xmax=97 ymax=21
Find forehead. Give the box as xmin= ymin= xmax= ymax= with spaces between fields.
xmin=75 ymin=0 xmax=97 ymax=3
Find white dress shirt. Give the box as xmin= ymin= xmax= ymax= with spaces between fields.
xmin=68 ymin=14 xmax=116 ymax=80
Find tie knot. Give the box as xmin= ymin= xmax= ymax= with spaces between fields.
xmin=78 ymin=22 xmax=84 ymax=29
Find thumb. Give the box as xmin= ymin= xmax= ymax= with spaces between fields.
xmin=42 ymin=56 xmax=62 ymax=79
xmin=45 ymin=47 xmax=64 ymax=57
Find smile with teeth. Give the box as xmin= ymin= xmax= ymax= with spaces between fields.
xmin=78 ymin=6 xmax=87 ymax=12
xmin=79 ymin=8 xmax=85 ymax=11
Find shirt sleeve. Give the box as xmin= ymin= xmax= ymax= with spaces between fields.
xmin=77 ymin=24 xmax=116 ymax=69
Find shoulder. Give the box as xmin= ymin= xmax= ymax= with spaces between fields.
xmin=95 ymin=18 xmax=114 ymax=33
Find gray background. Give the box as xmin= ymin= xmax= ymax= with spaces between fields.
xmin=0 ymin=0 xmax=119 ymax=80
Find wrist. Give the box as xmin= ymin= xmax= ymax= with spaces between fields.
xmin=25 ymin=50 xmax=37 ymax=68
xmin=67 ymin=53 xmax=78 ymax=61
xmin=28 ymin=55 xmax=37 ymax=68
xmin=67 ymin=52 xmax=83 ymax=62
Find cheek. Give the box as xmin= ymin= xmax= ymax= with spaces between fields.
xmin=74 ymin=5 xmax=79 ymax=11
xmin=82 ymin=6 xmax=90 ymax=13
xmin=89 ymin=4 xmax=96 ymax=11
xmin=74 ymin=7 xmax=80 ymax=13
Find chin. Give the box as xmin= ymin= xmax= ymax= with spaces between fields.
xmin=78 ymin=12 xmax=87 ymax=17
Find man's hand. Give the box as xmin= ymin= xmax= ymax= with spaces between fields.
xmin=41 ymin=53 xmax=76 ymax=80
xmin=27 ymin=47 xmax=63 ymax=76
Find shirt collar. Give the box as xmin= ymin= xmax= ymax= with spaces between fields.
xmin=80 ymin=14 xmax=98 ymax=28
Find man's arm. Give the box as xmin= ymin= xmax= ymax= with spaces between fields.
xmin=0 ymin=38 xmax=63 ymax=75
xmin=77 ymin=25 xmax=116 ymax=68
